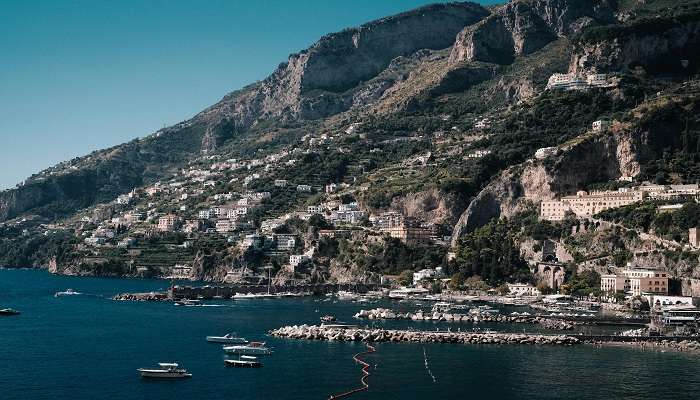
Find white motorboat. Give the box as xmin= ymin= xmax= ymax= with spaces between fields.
xmin=137 ymin=363 xmax=192 ymax=379
xmin=336 ymin=290 xmax=359 ymax=300
xmin=206 ymin=333 xmax=248 ymax=344
xmin=223 ymin=341 xmax=272 ymax=355
xmin=54 ymin=288 xmax=81 ymax=297
xmin=225 ymin=355 xmax=262 ymax=368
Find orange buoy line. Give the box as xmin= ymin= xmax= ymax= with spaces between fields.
xmin=328 ymin=343 xmax=377 ymax=399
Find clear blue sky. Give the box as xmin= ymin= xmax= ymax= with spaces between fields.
xmin=0 ymin=0 xmax=497 ymax=190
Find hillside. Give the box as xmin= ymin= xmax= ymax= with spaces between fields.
xmin=2 ymin=0 xmax=700 ymax=294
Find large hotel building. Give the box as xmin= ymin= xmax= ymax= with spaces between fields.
xmin=600 ymin=269 xmax=669 ymax=296
xmin=540 ymin=190 xmax=646 ymax=221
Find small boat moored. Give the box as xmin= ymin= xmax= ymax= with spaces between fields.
xmin=223 ymin=341 xmax=272 ymax=355
xmin=320 ymin=315 xmax=336 ymax=323
xmin=0 ymin=308 xmax=20 ymax=316
xmin=137 ymin=363 xmax=192 ymax=379
xmin=225 ymin=355 xmax=262 ymax=368
xmin=206 ymin=333 xmax=248 ymax=344
xmin=54 ymin=288 xmax=81 ymax=297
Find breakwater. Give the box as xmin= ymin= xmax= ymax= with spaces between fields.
xmin=355 ymin=308 xmax=575 ymax=330
xmin=269 ymin=325 xmax=581 ymax=345
xmin=112 ymin=292 xmax=169 ymax=301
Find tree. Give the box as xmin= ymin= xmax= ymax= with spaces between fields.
xmin=398 ymin=269 xmax=414 ymax=286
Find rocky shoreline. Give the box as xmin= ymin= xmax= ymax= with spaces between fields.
xmin=354 ymin=308 xmax=575 ymax=330
xmin=269 ymin=325 xmax=581 ymax=345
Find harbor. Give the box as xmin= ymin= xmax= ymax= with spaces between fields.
xmin=3 ymin=269 xmax=700 ymax=400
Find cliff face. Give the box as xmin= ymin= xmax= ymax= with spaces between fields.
xmin=449 ymin=0 xmax=614 ymax=65
xmin=451 ymin=125 xmax=644 ymax=245
xmin=197 ymin=3 xmax=490 ymax=129
xmin=570 ymin=18 xmax=700 ymax=75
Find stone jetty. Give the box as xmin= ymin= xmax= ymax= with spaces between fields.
xmin=269 ymin=325 xmax=581 ymax=346
xmin=354 ymin=308 xmax=575 ymax=330
xmin=112 ymin=292 xmax=169 ymax=301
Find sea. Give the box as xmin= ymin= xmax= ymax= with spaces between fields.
xmin=1 ymin=268 xmax=700 ymax=400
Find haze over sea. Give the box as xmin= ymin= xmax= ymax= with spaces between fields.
xmin=1 ymin=268 xmax=700 ymax=400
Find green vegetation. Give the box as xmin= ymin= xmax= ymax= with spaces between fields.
xmin=596 ymin=202 xmax=700 ymax=242
xmin=453 ymin=219 xmax=530 ymax=285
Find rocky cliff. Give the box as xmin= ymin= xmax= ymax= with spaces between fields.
xmin=449 ymin=0 xmax=614 ymax=65
xmin=570 ymin=15 xmax=700 ymax=76
xmin=196 ymin=2 xmax=490 ymax=137
xmin=451 ymin=123 xmax=644 ymax=245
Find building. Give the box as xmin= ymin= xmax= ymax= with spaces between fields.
xmin=330 ymin=210 xmax=366 ymax=225
xmin=546 ymin=73 xmax=588 ymax=90
xmin=124 ymin=211 xmax=144 ymax=224
xmin=643 ymin=294 xmax=693 ymax=308
xmin=385 ymin=223 xmax=437 ymax=245
xmin=158 ymin=215 xmax=179 ymax=232
xmin=297 ymin=185 xmax=312 ymax=192
xmin=338 ymin=202 xmax=359 ymax=212
xmin=507 ymin=283 xmax=541 ymax=296
xmin=592 ymin=120 xmax=612 ymax=132
xmin=289 ymin=254 xmax=310 ymax=267
xmin=412 ymin=267 xmax=444 ymax=285
xmin=658 ymin=204 xmax=684 ymax=213
xmin=600 ymin=268 xmax=669 ymax=296
xmin=467 ymin=149 xmax=492 ymax=158
xmin=690 ymin=228 xmax=700 ymax=248
xmin=371 ymin=212 xmax=405 ymax=229
xmin=586 ymin=73 xmax=608 ymax=87
xmin=307 ymin=205 xmax=324 ymax=214
xmin=274 ymin=179 xmax=288 ymax=187
xmin=325 ymin=183 xmax=338 ymax=194
xmin=274 ymin=234 xmax=296 ymax=251
xmin=242 ymin=234 xmax=264 ymax=249
xmin=534 ymin=147 xmax=558 ymax=160
xmin=260 ymin=218 xmax=284 ymax=233
xmin=318 ymin=229 xmax=351 ymax=239
xmin=540 ymin=189 xmax=646 ymax=221
xmin=215 ymin=219 xmax=236 ymax=233
xmin=117 ymin=237 xmax=136 ymax=248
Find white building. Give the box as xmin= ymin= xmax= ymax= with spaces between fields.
xmin=592 ymin=120 xmax=612 ymax=132
xmin=297 ymin=185 xmax=312 ymax=192
xmin=274 ymin=179 xmax=288 ymax=187
xmin=546 ymin=73 xmax=588 ymax=90
xmin=307 ymin=205 xmax=324 ymax=214
xmin=507 ymin=283 xmax=541 ymax=296
xmin=412 ymin=267 xmax=444 ymax=285
xmin=289 ymin=254 xmax=310 ymax=267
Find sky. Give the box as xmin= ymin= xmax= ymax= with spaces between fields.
xmin=0 ymin=0 xmax=497 ymax=190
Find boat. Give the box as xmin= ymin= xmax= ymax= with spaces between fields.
xmin=225 ymin=355 xmax=262 ymax=368
xmin=336 ymin=290 xmax=359 ymax=300
xmin=0 ymin=308 xmax=20 ymax=316
xmin=174 ymin=299 xmax=201 ymax=306
xmin=320 ymin=315 xmax=336 ymax=323
xmin=54 ymin=288 xmax=81 ymax=297
xmin=206 ymin=333 xmax=248 ymax=344
xmin=223 ymin=342 xmax=272 ymax=355
xmin=137 ymin=363 xmax=192 ymax=379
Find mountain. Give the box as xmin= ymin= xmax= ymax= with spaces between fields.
xmin=2 ymin=0 xmax=700 ymax=293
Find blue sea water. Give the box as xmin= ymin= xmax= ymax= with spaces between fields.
xmin=1 ymin=268 xmax=700 ymax=400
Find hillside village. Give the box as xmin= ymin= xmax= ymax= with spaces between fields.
xmin=1 ymin=0 xmax=700 ymax=327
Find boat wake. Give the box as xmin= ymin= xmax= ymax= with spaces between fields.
xmin=423 ymin=347 xmax=437 ymax=384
